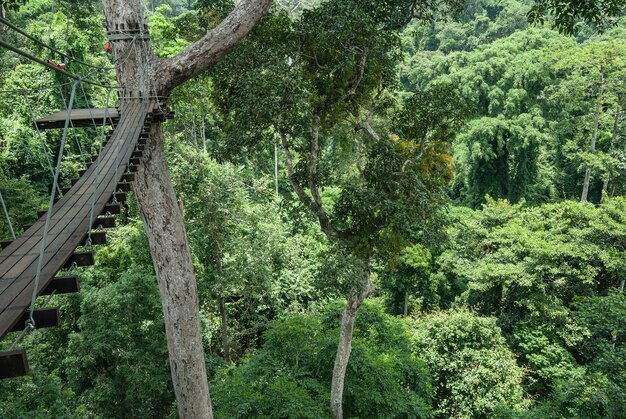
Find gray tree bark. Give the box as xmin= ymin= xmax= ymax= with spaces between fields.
xmin=603 ymin=106 xmax=622 ymax=193
xmin=581 ymin=99 xmax=601 ymax=202
xmin=403 ymin=291 xmax=409 ymax=317
xmin=0 ymin=7 xmax=6 ymax=32
xmin=581 ymin=72 xmax=605 ymax=203
xmin=102 ymin=0 xmax=271 ymax=417
xmin=330 ymin=269 xmax=374 ymax=419
xmin=281 ymin=126 xmax=375 ymax=418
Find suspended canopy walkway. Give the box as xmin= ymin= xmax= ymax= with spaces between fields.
xmin=0 ymin=100 xmax=158 ymax=378
xmin=0 ymin=12 xmax=174 ymax=379
xmin=34 ymin=108 xmax=119 ymax=130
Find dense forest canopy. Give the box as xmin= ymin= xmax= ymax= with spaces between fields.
xmin=0 ymin=0 xmax=625 ymax=417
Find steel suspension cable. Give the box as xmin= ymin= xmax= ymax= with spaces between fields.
xmin=86 ymin=88 xmax=112 ymax=247
xmin=0 ymin=39 xmax=111 ymax=89
xmin=0 ymin=16 xmax=112 ymax=73
xmin=57 ymin=85 xmax=86 ymax=165
xmin=0 ymin=190 xmax=15 ymax=240
xmin=26 ymin=80 xmax=78 ymax=331
xmin=22 ymin=92 xmax=62 ymax=196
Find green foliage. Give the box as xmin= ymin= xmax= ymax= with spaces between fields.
xmin=3 ymin=0 xmax=626 ymax=416
xmin=411 ymin=308 xmax=528 ymax=417
xmin=0 ymin=176 xmax=45 ymax=240
xmin=572 ymin=293 xmax=626 ymax=390
xmin=0 ymin=371 xmax=87 ymax=418
xmin=64 ymin=266 xmax=173 ymax=417
xmin=439 ymin=198 xmax=626 ymax=330
xmin=511 ymin=325 xmax=585 ymax=394
xmin=170 ymin=142 xmax=323 ymax=355
xmin=528 ymin=0 xmax=626 ymax=34
xmin=523 ymin=373 xmax=626 ymax=418
xmin=213 ymin=301 xmax=433 ymax=418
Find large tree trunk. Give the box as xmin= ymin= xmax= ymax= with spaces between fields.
xmin=137 ymin=124 xmax=214 ymax=418
xmin=330 ymin=267 xmax=374 ymax=419
xmin=102 ymin=0 xmax=271 ymax=417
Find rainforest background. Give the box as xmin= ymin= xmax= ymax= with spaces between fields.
xmin=0 ymin=0 xmax=625 ymax=417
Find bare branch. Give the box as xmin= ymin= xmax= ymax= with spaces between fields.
xmin=156 ymin=0 xmax=272 ymax=95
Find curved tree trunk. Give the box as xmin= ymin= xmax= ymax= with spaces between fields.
xmin=137 ymin=124 xmax=213 ymax=418
xmin=102 ymin=0 xmax=271 ymax=417
xmin=330 ymin=267 xmax=374 ymax=419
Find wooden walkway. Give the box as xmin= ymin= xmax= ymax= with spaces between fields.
xmin=0 ymin=100 xmax=154 ymax=378
xmin=35 ymin=108 xmax=120 ymax=129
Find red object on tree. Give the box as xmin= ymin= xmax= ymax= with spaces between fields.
xmin=105 ymin=41 xmax=112 ymax=53
xmin=45 ymin=59 xmax=66 ymax=69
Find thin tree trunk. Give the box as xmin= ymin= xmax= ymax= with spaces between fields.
xmin=403 ymin=291 xmax=409 ymax=317
xmin=330 ymin=267 xmax=374 ymax=419
xmin=219 ymin=297 xmax=229 ymax=361
xmin=603 ymin=107 xmax=622 ymax=193
xmin=0 ymin=7 xmax=6 ymax=32
xmin=274 ymin=133 xmax=279 ymax=195
xmin=216 ymin=252 xmax=230 ymax=361
xmin=202 ymin=118 xmax=207 ymax=154
xmin=581 ymin=77 xmax=604 ymax=202
xmin=192 ymin=114 xmax=197 ymax=149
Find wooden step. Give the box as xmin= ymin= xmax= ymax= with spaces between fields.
xmin=83 ymin=230 xmax=107 ymax=246
xmin=128 ymin=165 xmax=138 ymax=173
xmin=0 ymin=350 xmax=29 ymax=379
xmin=63 ymin=251 xmax=94 ymax=269
xmin=23 ymin=224 xmax=33 ymax=231
xmin=40 ymin=276 xmax=80 ymax=296
xmin=116 ymin=182 xmax=132 ymax=192
xmin=10 ymin=308 xmax=59 ymax=333
xmin=111 ymin=192 xmax=127 ymax=202
xmin=129 ymin=157 xmax=140 ymax=166
xmin=1 ymin=240 xmax=12 ymax=250
xmin=101 ymin=203 xmax=121 ymax=216
xmin=131 ymin=151 xmax=142 ymax=159
xmin=122 ymin=172 xmax=135 ymax=182
xmin=92 ymin=216 xmax=116 ymax=229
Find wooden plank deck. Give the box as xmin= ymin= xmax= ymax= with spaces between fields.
xmin=0 ymin=100 xmax=153 ymax=341
xmin=35 ymin=108 xmax=120 ymax=130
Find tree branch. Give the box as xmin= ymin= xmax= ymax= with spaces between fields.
xmin=155 ymin=0 xmax=272 ymax=96
xmin=309 ymin=114 xmax=323 ymax=208
xmin=280 ymin=130 xmax=343 ymax=241
xmin=355 ymin=88 xmax=383 ymax=141
xmin=341 ymin=52 xmax=367 ymax=102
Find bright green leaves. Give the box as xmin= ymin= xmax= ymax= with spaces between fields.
xmin=528 ymin=0 xmax=626 ymax=34
xmin=440 ymin=198 xmax=626 ymax=330
xmin=411 ymin=309 xmax=529 ymax=417
xmin=64 ymin=267 xmax=172 ymax=417
xmin=212 ymin=301 xmax=433 ymax=419
xmin=148 ymin=5 xmax=193 ymax=58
